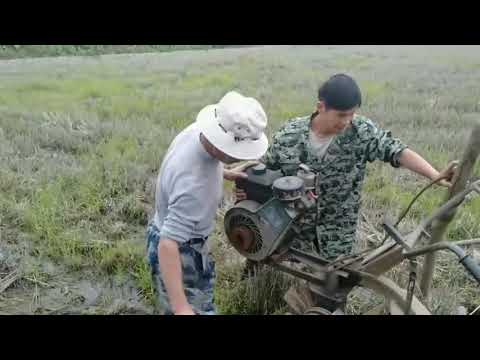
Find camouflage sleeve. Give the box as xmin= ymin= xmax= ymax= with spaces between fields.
xmin=363 ymin=119 xmax=408 ymax=168
xmin=261 ymin=123 xmax=303 ymax=176
xmin=261 ymin=132 xmax=283 ymax=171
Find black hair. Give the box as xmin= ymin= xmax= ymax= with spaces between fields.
xmin=318 ymin=74 xmax=362 ymax=111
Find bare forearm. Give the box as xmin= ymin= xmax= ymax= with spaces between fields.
xmin=398 ymin=148 xmax=439 ymax=180
xmin=157 ymin=239 xmax=190 ymax=313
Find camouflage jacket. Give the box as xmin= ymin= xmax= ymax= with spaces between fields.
xmin=262 ymin=114 xmax=408 ymax=260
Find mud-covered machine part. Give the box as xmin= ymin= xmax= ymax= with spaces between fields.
xmin=224 ymin=164 xmax=315 ymax=262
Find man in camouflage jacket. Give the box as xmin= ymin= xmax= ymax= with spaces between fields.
xmin=237 ymin=74 xmax=454 ymax=261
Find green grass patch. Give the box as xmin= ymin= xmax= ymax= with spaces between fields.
xmin=216 ymin=264 xmax=295 ymax=315
xmin=182 ymin=72 xmax=236 ymax=90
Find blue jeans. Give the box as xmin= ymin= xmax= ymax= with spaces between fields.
xmin=146 ymin=223 xmax=216 ymax=315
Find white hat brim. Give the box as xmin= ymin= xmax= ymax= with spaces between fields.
xmin=195 ymin=104 xmax=268 ymax=161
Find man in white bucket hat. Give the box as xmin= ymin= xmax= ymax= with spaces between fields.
xmin=146 ymin=91 xmax=268 ymax=315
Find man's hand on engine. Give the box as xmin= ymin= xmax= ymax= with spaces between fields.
xmin=234 ymin=187 xmax=248 ymax=202
xmin=223 ymin=160 xmax=259 ymax=181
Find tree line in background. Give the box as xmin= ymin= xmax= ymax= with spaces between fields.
xmin=0 ymin=45 xmax=244 ymax=59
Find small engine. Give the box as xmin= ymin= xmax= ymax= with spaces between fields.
xmin=224 ymin=164 xmax=317 ymax=261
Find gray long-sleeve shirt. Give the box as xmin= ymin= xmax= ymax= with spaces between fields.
xmin=153 ymin=123 xmax=224 ymax=248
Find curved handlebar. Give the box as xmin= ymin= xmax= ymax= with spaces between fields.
xmin=459 ymin=255 xmax=480 ymax=284
xmin=404 ymin=240 xmax=480 ymax=284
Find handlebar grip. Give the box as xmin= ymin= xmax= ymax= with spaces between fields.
xmin=459 ymin=255 xmax=480 ymax=284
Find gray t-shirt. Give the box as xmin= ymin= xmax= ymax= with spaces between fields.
xmin=309 ymin=129 xmax=334 ymax=158
xmin=153 ymin=123 xmax=224 ymax=248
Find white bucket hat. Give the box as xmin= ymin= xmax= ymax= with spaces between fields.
xmin=196 ymin=91 xmax=269 ymax=160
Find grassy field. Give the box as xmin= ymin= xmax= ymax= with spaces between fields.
xmin=1 ymin=45 xmax=479 ymax=315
